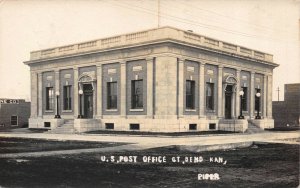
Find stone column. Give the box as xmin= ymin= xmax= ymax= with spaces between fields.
xmin=73 ymin=68 xmax=79 ymax=118
xmin=263 ymin=75 xmax=267 ymax=118
xmin=267 ymin=75 xmax=273 ymax=118
xmin=178 ymin=58 xmax=184 ymax=118
xmin=54 ymin=70 xmax=60 ymax=116
xmin=250 ymin=71 xmax=255 ymax=118
xmin=235 ymin=69 xmax=241 ymax=119
xmin=120 ymin=61 xmax=127 ymax=118
xmin=146 ymin=57 xmax=154 ymax=118
xmin=96 ymin=65 xmax=102 ymax=118
xmin=199 ymin=62 xmax=205 ymax=118
xmin=217 ymin=65 xmax=223 ymax=118
xmin=38 ymin=72 xmax=43 ymax=118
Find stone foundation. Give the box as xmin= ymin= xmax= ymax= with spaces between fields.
xmin=29 ymin=117 xmax=64 ymax=129
xmin=250 ymin=119 xmax=274 ymax=129
xmin=219 ymin=119 xmax=248 ymax=132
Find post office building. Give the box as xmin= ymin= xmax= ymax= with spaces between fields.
xmin=24 ymin=26 xmax=278 ymax=133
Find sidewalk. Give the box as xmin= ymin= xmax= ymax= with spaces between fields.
xmin=0 ymin=131 xmax=299 ymax=158
xmin=0 ymin=131 xmax=299 ymax=145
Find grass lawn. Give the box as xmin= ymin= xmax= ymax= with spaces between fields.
xmin=0 ymin=137 xmax=126 ymax=153
xmin=0 ymin=137 xmax=298 ymax=188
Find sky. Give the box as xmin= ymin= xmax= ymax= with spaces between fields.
xmin=0 ymin=0 xmax=299 ymax=101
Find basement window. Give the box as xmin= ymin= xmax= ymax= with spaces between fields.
xmin=209 ymin=123 xmax=216 ymax=130
xmin=189 ymin=124 xmax=197 ymax=130
xmin=105 ymin=123 xmax=114 ymax=130
xmin=44 ymin=122 xmax=51 ymax=128
xmin=130 ymin=124 xmax=140 ymax=130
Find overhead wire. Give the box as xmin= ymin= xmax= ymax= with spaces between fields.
xmin=104 ymin=1 xmax=298 ymax=44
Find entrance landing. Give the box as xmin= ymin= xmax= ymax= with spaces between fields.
xmin=219 ymin=119 xmax=248 ymax=132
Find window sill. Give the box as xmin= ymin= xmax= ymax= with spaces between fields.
xmin=185 ymin=109 xmax=196 ymax=112
xmin=106 ymin=109 xmax=118 ymax=112
xmin=62 ymin=110 xmax=73 ymax=113
xmin=206 ymin=110 xmax=216 ymax=113
xmin=130 ymin=109 xmax=144 ymax=112
xmin=45 ymin=110 xmax=54 ymax=113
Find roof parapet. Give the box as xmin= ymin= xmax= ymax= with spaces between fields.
xmin=29 ymin=26 xmax=273 ymax=63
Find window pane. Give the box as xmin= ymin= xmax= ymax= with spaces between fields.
xmin=131 ymin=80 xmax=143 ymax=109
xmin=107 ymin=82 xmax=117 ymax=109
xmin=11 ymin=116 xmax=18 ymax=125
xmin=206 ymin=83 xmax=214 ymax=110
xmin=186 ymin=80 xmax=195 ymax=109
xmin=63 ymin=86 xmax=72 ymax=110
xmin=46 ymin=87 xmax=54 ymax=110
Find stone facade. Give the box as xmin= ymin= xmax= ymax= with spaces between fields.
xmin=24 ymin=26 xmax=278 ymax=132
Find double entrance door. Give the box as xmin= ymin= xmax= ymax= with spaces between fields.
xmin=83 ymin=84 xmax=93 ymax=119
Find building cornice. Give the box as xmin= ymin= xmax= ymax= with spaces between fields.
xmin=24 ymin=26 xmax=278 ymax=68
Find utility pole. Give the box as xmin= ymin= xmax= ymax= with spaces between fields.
xmin=157 ymin=0 xmax=160 ymax=28
xmin=276 ymin=87 xmax=280 ymax=101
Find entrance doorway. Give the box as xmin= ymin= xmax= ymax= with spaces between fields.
xmin=225 ymin=85 xmax=233 ymax=119
xmin=83 ymin=84 xmax=93 ymax=118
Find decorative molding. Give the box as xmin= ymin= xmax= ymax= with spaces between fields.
xmin=46 ymin=76 xmax=53 ymax=81
xmin=187 ymin=66 xmax=195 ymax=72
xmin=108 ymin=69 xmax=116 ymax=74
xmin=133 ymin=66 xmax=142 ymax=72
xmin=224 ymin=72 xmax=234 ymax=77
xmin=207 ymin=69 xmax=214 ymax=75
xmin=64 ymin=74 xmax=71 ymax=79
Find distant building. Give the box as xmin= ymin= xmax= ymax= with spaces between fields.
xmin=273 ymin=83 xmax=300 ymax=127
xmin=24 ymin=26 xmax=278 ymax=133
xmin=0 ymin=99 xmax=31 ymax=127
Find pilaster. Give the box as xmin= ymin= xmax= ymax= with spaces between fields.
xmin=178 ymin=58 xmax=184 ymax=118
xmin=263 ymin=75 xmax=267 ymax=118
xmin=30 ymin=72 xmax=38 ymax=118
xmin=96 ymin=65 xmax=102 ymax=118
xmin=73 ymin=67 xmax=79 ymax=118
xmin=217 ymin=65 xmax=223 ymax=118
xmin=199 ymin=62 xmax=205 ymax=118
xmin=38 ymin=72 xmax=43 ymax=117
xmin=120 ymin=61 xmax=127 ymax=118
xmin=250 ymin=71 xmax=255 ymax=118
xmin=146 ymin=57 xmax=154 ymax=118
xmin=235 ymin=69 xmax=241 ymax=119
xmin=267 ymin=75 xmax=273 ymax=118
xmin=54 ymin=70 xmax=60 ymax=116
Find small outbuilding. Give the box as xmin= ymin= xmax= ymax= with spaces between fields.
xmin=0 ymin=99 xmax=31 ymax=128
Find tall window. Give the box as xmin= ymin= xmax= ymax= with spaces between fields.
xmin=241 ymin=87 xmax=248 ymax=111
xmin=255 ymin=88 xmax=261 ymax=111
xmin=206 ymin=83 xmax=214 ymax=110
xmin=186 ymin=80 xmax=195 ymax=109
xmin=11 ymin=116 xmax=18 ymax=126
xmin=107 ymin=82 xmax=118 ymax=109
xmin=131 ymin=80 xmax=143 ymax=109
xmin=46 ymin=87 xmax=54 ymax=110
xmin=63 ymin=85 xmax=72 ymax=110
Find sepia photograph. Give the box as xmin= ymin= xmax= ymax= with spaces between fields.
xmin=0 ymin=0 xmax=299 ymax=187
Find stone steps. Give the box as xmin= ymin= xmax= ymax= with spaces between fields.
xmin=245 ymin=122 xmax=264 ymax=134
xmin=48 ymin=120 xmax=76 ymax=134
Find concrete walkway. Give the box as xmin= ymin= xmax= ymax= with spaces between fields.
xmin=0 ymin=131 xmax=299 ymax=158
